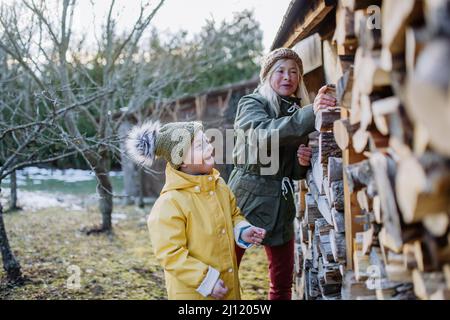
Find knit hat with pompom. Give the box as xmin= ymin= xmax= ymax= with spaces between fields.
xmin=126 ymin=121 xmax=203 ymax=169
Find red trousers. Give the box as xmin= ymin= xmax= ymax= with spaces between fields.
xmin=235 ymin=238 xmax=294 ymax=300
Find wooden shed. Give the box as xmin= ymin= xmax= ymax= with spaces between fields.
xmin=272 ymin=0 xmax=450 ymax=300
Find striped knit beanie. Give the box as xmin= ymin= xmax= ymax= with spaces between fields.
xmin=260 ymin=48 xmax=304 ymax=82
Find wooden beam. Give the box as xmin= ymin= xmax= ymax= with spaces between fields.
xmin=283 ymin=0 xmax=336 ymax=48
xmin=341 ymin=108 xmax=365 ymax=271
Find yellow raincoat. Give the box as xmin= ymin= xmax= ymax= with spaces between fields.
xmin=148 ymin=164 xmax=248 ymax=300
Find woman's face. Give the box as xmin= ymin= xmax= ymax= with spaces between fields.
xmin=269 ymin=59 xmax=300 ymax=97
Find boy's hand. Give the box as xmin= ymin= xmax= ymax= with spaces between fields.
xmin=211 ymin=279 xmax=228 ymax=299
xmin=297 ymin=144 xmax=312 ymax=166
xmin=241 ymin=226 xmax=266 ymax=245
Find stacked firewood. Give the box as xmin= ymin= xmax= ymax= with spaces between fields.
xmin=293 ymin=108 xmax=345 ymax=300
xmin=294 ymin=0 xmax=450 ymax=300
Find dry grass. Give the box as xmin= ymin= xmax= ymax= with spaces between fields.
xmin=0 ymin=205 xmax=269 ymax=300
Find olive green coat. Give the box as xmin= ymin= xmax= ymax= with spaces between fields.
xmin=227 ymin=92 xmax=316 ymax=246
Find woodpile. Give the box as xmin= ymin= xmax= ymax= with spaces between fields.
xmin=293 ymin=107 xmax=346 ymax=300
xmin=292 ymin=0 xmax=450 ymax=300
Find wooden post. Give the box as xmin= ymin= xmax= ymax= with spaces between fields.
xmin=341 ymin=108 xmax=365 ymax=270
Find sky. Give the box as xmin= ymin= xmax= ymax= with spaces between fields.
xmin=72 ymin=0 xmax=293 ymax=53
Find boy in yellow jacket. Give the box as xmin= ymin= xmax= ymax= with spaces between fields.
xmin=126 ymin=121 xmax=266 ymax=300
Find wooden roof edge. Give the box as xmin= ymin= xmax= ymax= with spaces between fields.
xmin=271 ymin=0 xmax=337 ymax=50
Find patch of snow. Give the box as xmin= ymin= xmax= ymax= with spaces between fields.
xmin=0 ymin=188 xmax=88 ymax=212
xmin=112 ymin=212 xmax=127 ymax=224
xmin=5 ymin=166 xmax=123 ymax=184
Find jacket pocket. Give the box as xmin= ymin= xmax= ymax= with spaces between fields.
xmin=233 ymin=176 xmax=280 ymax=232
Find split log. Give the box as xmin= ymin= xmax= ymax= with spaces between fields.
xmin=444 ymin=264 xmax=450 ymax=289
xmin=405 ymin=27 xmax=426 ymax=78
xmin=316 ymin=217 xmax=334 ymax=236
xmin=312 ymin=234 xmax=321 ymax=269
xmin=423 ymin=214 xmax=449 ymax=238
xmin=341 ymin=271 xmax=377 ymax=299
xmin=405 ymin=39 xmax=450 ymax=156
xmin=412 ymin=269 xmax=446 ymax=300
xmin=307 ymin=269 xmax=321 ymax=299
xmin=294 ymin=242 xmax=304 ymax=274
xmin=327 ymin=157 xmax=343 ymax=184
xmin=369 ymin=246 xmax=388 ymax=279
xmin=354 ymin=249 xmax=371 ymax=281
xmin=354 ymin=48 xmax=391 ymax=94
xmin=385 ymin=263 xmax=413 ymax=283
xmin=318 ymin=195 xmax=333 ymax=226
xmin=319 ymin=132 xmax=342 ymax=164
xmin=352 ymin=127 xmax=370 ymax=153
xmin=306 ymin=170 xmax=321 ymax=201
xmin=395 ymin=153 xmax=450 ymax=225
xmin=381 ymin=0 xmax=424 ymax=58
xmin=412 ymin=235 xmax=450 ymax=273
xmin=323 ymin=40 xmax=341 ymax=84
xmin=305 ymin=193 xmax=322 ymax=225
xmin=371 ymin=96 xmax=400 ymax=135
xmin=334 ymin=4 xmax=357 ymax=53
xmin=373 ymin=195 xmax=382 ymax=224
xmin=315 ymin=108 xmax=341 ymax=132
xmin=299 ymin=222 xmax=309 ymax=244
xmin=323 ymin=263 xmax=343 ymax=285
xmin=330 ymin=181 xmax=345 ymax=211
xmin=356 ymin=188 xmax=370 ymax=212
xmin=323 ymin=177 xmax=332 ymax=207
xmin=344 ymin=159 xmax=375 ymax=194
xmin=316 ymin=218 xmax=335 ymax=264
xmin=336 ymin=67 xmax=354 ymax=109
xmin=361 ymin=226 xmax=375 ymax=255
xmin=312 ymin=157 xmax=326 ymax=195
xmin=403 ymin=242 xmax=419 ymax=270
xmin=424 ymin=0 xmax=450 ymax=37
xmin=370 ymin=152 xmax=403 ymax=251
xmin=333 ymin=118 xmax=359 ymax=150
xmin=331 ymin=208 xmax=346 ymax=233
xmin=429 ymin=288 xmax=450 ymax=300
xmin=330 ymin=229 xmax=346 ymax=263
xmin=387 ymin=105 xmax=415 ymax=150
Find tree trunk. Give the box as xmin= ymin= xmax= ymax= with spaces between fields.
xmin=93 ymin=154 xmax=113 ymax=233
xmin=0 ymin=185 xmax=22 ymax=282
xmin=10 ymin=170 xmax=19 ymax=211
xmin=137 ymin=167 xmax=145 ymax=208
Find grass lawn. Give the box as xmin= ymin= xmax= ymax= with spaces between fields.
xmin=0 ymin=205 xmax=269 ymax=300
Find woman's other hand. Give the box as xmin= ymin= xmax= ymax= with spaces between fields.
xmin=297 ymin=144 xmax=312 ymax=166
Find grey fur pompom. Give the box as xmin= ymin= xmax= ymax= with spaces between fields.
xmin=125 ymin=121 xmax=161 ymax=168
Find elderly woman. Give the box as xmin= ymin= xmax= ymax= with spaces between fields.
xmin=227 ymin=48 xmax=336 ymax=300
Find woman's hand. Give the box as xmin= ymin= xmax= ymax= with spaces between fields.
xmin=297 ymin=144 xmax=312 ymax=166
xmin=241 ymin=226 xmax=266 ymax=245
xmin=211 ymin=279 xmax=228 ymax=299
xmin=313 ymin=85 xmax=337 ymax=115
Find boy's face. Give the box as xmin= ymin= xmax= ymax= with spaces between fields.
xmin=180 ymin=130 xmax=215 ymax=175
